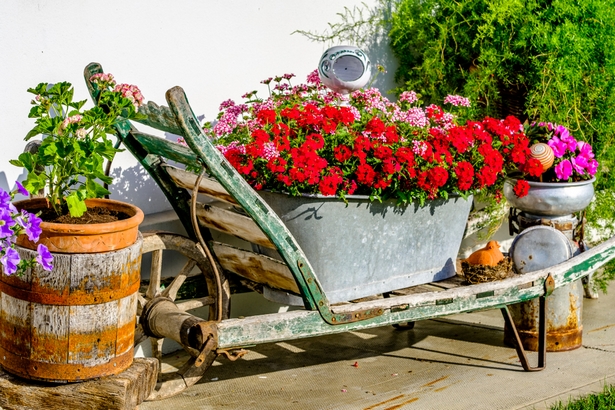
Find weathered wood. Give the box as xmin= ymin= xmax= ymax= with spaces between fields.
xmin=133 ymin=132 xmax=197 ymax=165
xmin=0 ymin=357 xmax=158 ymax=410
xmin=136 ymin=101 xmax=183 ymax=135
xmin=196 ymin=203 xmax=274 ymax=248
xmin=164 ymin=165 xmax=238 ymax=205
xmin=136 ymin=233 xmax=231 ymax=400
xmin=0 ymin=238 xmax=142 ymax=382
xmin=216 ymin=235 xmax=615 ymax=348
xmin=212 ymin=242 xmax=300 ymax=293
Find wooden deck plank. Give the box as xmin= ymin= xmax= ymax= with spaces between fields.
xmin=0 ymin=357 xmax=158 ymax=410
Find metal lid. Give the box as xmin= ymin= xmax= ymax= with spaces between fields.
xmin=510 ymin=225 xmax=573 ymax=274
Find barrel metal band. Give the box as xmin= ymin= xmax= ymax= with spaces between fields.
xmin=0 ymin=346 xmax=134 ymax=382
xmin=0 ymin=279 xmax=140 ymax=306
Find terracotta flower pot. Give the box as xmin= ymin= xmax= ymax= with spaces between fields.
xmin=13 ymin=198 xmax=144 ymax=253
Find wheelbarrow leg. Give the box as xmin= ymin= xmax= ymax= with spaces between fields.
xmin=500 ymin=294 xmax=547 ymax=372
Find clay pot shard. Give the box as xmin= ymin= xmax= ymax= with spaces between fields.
xmin=465 ymin=240 xmax=504 ymax=267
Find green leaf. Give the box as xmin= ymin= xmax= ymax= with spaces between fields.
xmin=25 ymin=127 xmax=40 ymax=140
xmin=86 ymin=179 xmax=111 ymax=198
xmin=15 ymin=152 xmax=35 ymax=172
xmin=65 ymin=192 xmax=87 ymax=218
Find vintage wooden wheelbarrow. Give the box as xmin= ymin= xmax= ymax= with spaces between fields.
xmin=84 ymin=63 xmax=615 ymax=400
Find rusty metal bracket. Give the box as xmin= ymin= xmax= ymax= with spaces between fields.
xmin=500 ymin=273 xmax=553 ymax=372
xmin=217 ymin=348 xmax=249 ymax=361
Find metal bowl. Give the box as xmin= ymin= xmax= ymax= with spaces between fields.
xmin=503 ymin=178 xmax=595 ymax=216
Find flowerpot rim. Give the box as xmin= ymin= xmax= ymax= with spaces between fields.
xmin=13 ymin=197 xmax=144 ymax=237
xmin=505 ymin=177 xmax=595 ymax=188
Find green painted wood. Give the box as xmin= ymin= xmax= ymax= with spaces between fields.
xmin=137 ymin=101 xmax=184 ymax=136
xmin=165 ymin=87 xmax=319 ymax=313
xmin=132 ymin=132 xmax=197 ymax=165
xmin=83 ymin=63 xmax=203 ymax=241
xmin=217 ymin=234 xmax=615 ymax=347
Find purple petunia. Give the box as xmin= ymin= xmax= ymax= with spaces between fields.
xmin=15 ymin=181 xmax=29 ymax=197
xmin=1 ymin=247 xmax=21 ymax=275
xmin=22 ymin=211 xmax=42 ymax=242
xmin=0 ymin=189 xmax=10 ymax=207
xmin=0 ymin=208 xmax=16 ymax=239
xmin=36 ymin=244 xmax=53 ymax=271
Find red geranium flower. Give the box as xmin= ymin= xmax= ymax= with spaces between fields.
xmin=513 ymin=179 xmax=530 ymax=198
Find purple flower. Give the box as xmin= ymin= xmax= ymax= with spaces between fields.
xmin=554 ymin=159 xmax=573 ymax=180
xmin=15 ymin=181 xmax=29 ymax=197
xmin=0 ymin=208 xmax=16 ymax=239
xmin=1 ymin=247 xmax=21 ymax=275
xmin=0 ymin=188 xmax=10 ymax=207
xmin=22 ymin=211 xmax=42 ymax=242
xmin=36 ymin=244 xmax=53 ymax=271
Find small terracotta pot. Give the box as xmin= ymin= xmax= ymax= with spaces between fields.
xmin=13 ymin=198 xmax=144 ymax=253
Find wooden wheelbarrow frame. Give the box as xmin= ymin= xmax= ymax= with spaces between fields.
xmin=84 ymin=63 xmax=615 ymax=400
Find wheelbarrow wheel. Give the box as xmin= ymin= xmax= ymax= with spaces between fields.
xmin=136 ymin=231 xmax=231 ymax=400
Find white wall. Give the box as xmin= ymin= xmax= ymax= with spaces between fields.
xmin=0 ymin=0 xmax=396 ymax=215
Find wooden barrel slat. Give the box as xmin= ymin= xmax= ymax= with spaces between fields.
xmin=0 ymin=235 xmax=142 ymax=382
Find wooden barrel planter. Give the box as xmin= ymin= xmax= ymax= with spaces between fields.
xmin=0 ymin=234 xmax=143 ymax=382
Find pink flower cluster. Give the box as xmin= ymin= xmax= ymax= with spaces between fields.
xmin=443 ymin=94 xmax=471 ymax=107
xmin=529 ymin=122 xmax=598 ymax=181
xmin=114 ymin=83 xmax=144 ymax=109
xmin=90 ymin=73 xmax=117 ymax=89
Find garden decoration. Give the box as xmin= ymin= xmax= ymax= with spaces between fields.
xmin=503 ymin=122 xmax=598 ymax=352
xmin=83 ymin=61 xmax=615 ymax=401
xmin=317 ymin=45 xmax=371 ymax=95
xmin=205 ymin=57 xmax=542 ymax=303
xmin=0 ymin=74 xmax=145 ymax=382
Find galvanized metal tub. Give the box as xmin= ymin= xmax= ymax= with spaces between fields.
xmin=258 ymin=192 xmax=473 ymax=304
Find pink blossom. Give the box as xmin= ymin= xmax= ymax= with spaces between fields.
xmin=262 ymin=142 xmax=280 ymax=160
xmin=219 ymin=99 xmax=236 ymax=110
xmin=399 ymin=91 xmax=418 ymax=104
xmin=306 ymin=70 xmax=321 ymax=85
xmin=443 ymin=94 xmax=471 ymax=107
xmin=587 ymin=159 xmax=599 ymax=176
xmin=412 ymin=140 xmax=428 ymax=156
xmin=114 ymin=83 xmax=144 ymax=108
xmin=570 ymin=155 xmax=588 ymax=175
xmin=547 ymin=136 xmax=568 ymax=158
xmin=577 ymin=141 xmax=594 ymax=159
xmin=554 ymin=159 xmax=573 ymax=180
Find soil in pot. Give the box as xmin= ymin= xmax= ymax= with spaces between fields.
xmin=39 ymin=206 xmax=131 ymax=224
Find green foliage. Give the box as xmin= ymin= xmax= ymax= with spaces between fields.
xmin=550 ymin=384 xmax=615 ymax=410
xmin=388 ymin=0 xmax=615 ymax=289
xmin=388 ymin=0 xmax=615 ymax=186
xmin=11 ymin=80 xmax=141 ymax=218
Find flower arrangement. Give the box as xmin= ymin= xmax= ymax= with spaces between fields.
xmin=10 ymin=74 xmax=144 ymax=219
xmin=0 ymin=182 xmax=53 ymax=276
xmin=508 ymin=122 xmax=599 ymax=198
xmin=202 ymin=71 xmax=537 ymax=205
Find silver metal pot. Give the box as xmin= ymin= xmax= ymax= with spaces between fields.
xmin=503 ymin=178 xmax=595 ymax=216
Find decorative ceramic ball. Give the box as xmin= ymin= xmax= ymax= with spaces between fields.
xmin=530 ymin=142 xmax=555 ymax=171
xmin=318 ymin=45 xmax=371 ymax=95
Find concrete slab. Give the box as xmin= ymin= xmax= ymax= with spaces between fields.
xmin=140 ymin=282 xmax=615 ymax=410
